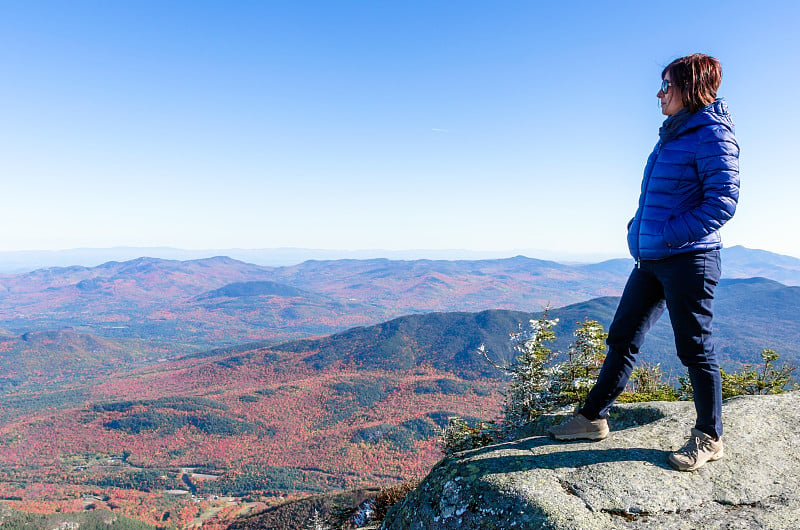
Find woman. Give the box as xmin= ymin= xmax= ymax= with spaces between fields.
xmin=548 ymin=53 xmax=740 ymax=472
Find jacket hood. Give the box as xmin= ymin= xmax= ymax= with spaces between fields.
xmin=683 ymin=98 xmax=735 ymax=133
xmin=659 ymin=98 xmax=734 ymax=145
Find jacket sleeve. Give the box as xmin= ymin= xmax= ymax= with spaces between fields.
xmin=663 ymin=125 xmax=740 ymax=248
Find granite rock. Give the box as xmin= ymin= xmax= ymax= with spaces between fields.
xmin=381 ymin=392 xmax=800 ymax=529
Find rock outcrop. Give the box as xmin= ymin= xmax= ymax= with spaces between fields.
xmin=381 ymin=392 xmax=800 ymax=529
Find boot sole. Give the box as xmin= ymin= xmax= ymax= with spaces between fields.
xmin=549 ymin=430 xmax=609 ymax=441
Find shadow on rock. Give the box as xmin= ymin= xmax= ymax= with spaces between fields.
xmin=477 ymin=445 xmax=673 ymax=472
xmin=516 ymin=404 xmax=666 ymax=438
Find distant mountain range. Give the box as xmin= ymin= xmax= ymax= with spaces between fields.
xmin=0 ymin=255 xmax=375 ymax=347
xmin=0 ymin=246 xmax=797 ymax=380
xmin=2 ymin=254 xmax=619 ymax=358
xmin=1 ymin=244 xmax=798 ymax=280
xmin=0 ymin=247 xmax=627 ymax=272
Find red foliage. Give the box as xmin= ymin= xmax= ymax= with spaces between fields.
xmin=0 ymin=348 xmax=503 ymax=526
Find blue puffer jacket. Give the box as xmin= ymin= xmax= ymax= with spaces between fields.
xmin=627 ymin=98 xmax=740 ymax=261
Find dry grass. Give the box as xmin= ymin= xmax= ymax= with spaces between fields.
xmin=371 ymin=478 xmax=421 ymax=522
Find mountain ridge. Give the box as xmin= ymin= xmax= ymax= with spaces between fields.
xmin=1 ymin=244 xmax=798 ymax=273
xmin=277 ymin=276 xmax=800 ymax=377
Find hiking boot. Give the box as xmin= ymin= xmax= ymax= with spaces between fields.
xmin=548 ymin=412 xmax=609 ymax=441
xmin=668 ymin=428 xmax=724 ymax=471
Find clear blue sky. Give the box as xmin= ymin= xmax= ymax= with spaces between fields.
xmin=1 ymin=1 xmax=798 ymax=260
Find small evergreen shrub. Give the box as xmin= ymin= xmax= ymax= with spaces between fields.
xmin=440 ymin=416 xmax=501 ymax=455
xmin=559 ymin=319 xmax=607 ymax=405
xmin=617 ymin=363 xmax=680 ymax=403
xmin=304 ymin=508 xmax=331 ymax=530
xmin=498 ymin=316 xmax=564 ymax=433
xmin=442 ymin=316 xmax=607 ymax=453
xmin=722 ymin=349 xmax=798 ymax=397
xmin=679 ymin=348 xmax=798 ymax=399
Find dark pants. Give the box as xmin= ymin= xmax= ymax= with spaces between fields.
xmin=580 ymin=250 xmax=723 ymax=438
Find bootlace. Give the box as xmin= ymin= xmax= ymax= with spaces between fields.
xmin=677 ymin=435 xmax=713 ymax=457
xmin=676 ymin=436 xmax=701 ymax=457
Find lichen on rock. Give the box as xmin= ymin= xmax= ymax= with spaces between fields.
xmin=381 ymin=392 xmax=800 ymax=529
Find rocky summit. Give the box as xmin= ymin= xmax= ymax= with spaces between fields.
xmin=381 ymin=392 xmax=800 ymax=529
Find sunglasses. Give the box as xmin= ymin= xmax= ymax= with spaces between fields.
xmin=660 ymin=79 xmax=672 ymax=94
